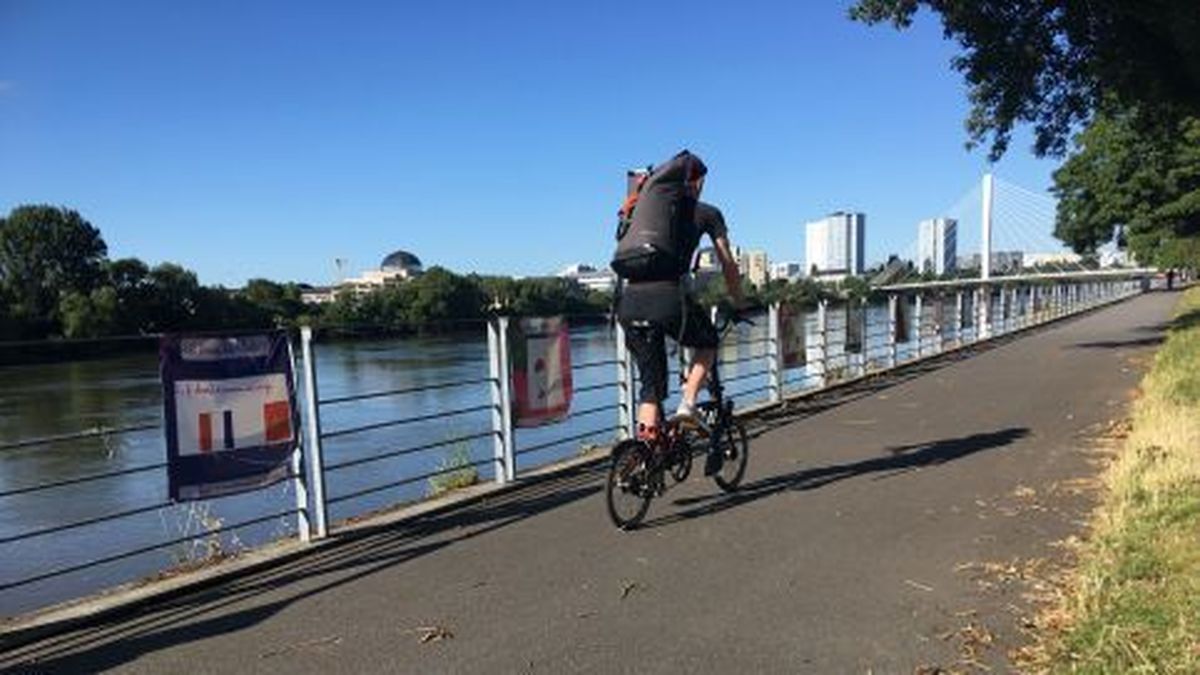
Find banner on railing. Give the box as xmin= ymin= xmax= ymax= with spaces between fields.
xmin=893 ymin=296 xmax=913 ymax=343
xmin=780 ymin=303 xmax=807 ymax=367
xmin=160 ymin=332 xmax=299 ymax=501
xmin=510 ymin=316 xmax=574 ymax=428
xmin=845 ymin=303 xmax=865 ymax=354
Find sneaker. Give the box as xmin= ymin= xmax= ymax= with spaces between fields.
xmin=670 ymin=400 xmax=711 ymax=437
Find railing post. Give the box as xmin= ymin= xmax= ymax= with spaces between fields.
xmin=285 ymin=335 xmax=311 ymax=544
xmin=299 ymin=326 xmax=328 ymax=540
xmin=767 ymin=303 xmax=783 ymax=403
xmin=487 ymin=317 xmax=515 ymax=484
xmin=976 ymin=286 xmax=989 ymax=340
xmin=954 ymin=291 xmax=964 ymax=345
xmin=615 ymin=319 xmax=636 ymax=440
xmin=888 ymin=294 xmax=898 ymax=367
xmin=933 ymin=296 xmax=944 ymax=354
xmin=914 ymin=293 xmax=924 ymax=357
xmin=816 ymin=299 xmax=828 ymax=389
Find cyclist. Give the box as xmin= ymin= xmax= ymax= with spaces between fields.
xmin=615 ymin=158 xmax=745 ymax=475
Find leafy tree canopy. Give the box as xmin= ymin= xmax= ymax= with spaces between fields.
xmin=1053 ymin=115 xmax=1200 ymax=267
xmin=0 ymin=205 xmax=107 ymax=328
xmin=851 ymin=0 xmax=1200 ymax=159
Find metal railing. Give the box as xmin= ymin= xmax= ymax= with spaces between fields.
xmin=0 ymin=275 xmax=1149 ymax=617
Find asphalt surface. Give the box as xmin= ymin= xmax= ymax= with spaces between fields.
xmin=1 ymin=291 xmax=1180 ymax=674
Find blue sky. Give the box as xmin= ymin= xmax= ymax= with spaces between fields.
xmin=0 ymin=1 xmax=1062 ymax=287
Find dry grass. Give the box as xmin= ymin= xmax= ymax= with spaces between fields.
xmin=1029 ymin=288 xmax=1200 ymax=673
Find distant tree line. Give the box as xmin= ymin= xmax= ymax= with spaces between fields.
xmin=0 ymin=205 xmax=610 ymax=342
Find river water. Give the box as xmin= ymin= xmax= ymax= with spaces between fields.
xmin=0 ymin=297 xmax=997 ymax=616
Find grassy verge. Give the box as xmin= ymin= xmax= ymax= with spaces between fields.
xmin=1041 ymin=287 xmax=1200 ymax=672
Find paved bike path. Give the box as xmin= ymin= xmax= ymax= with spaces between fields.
xmin=2 ymin=292 xmax=1179 ymax=673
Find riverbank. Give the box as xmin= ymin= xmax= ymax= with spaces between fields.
xmin=1035 ymin=286 xmax=1200 ymax=671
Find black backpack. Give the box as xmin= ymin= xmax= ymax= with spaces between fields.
xmin=611 ymin=150 xmax=707 ymax=282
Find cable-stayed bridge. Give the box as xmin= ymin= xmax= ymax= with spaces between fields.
xmin=876 ymin=173 xmax=1143 ymax=286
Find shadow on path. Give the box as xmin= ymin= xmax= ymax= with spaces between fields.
xmin=646 ymin=427 xmax=1030 ymax=529
xmin=0 ymin=467 xmax=605 ymax=672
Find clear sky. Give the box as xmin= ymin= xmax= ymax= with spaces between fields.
xmin=0 ymin=0 xmax=1062 ymax=287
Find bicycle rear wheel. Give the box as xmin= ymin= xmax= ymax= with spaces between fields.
xmin=606 ymin=440 xmax=654 ymax=529
xmin=712 ymin=418 xmax=749 ymax=492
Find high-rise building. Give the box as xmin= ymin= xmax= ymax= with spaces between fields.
xmin=917 ymin=218 xmax=957 ymax=276
xmin=739 ymin=249 xmax=769 ymax=288
xmin=805 ymin=212 xmax=865 ymax=279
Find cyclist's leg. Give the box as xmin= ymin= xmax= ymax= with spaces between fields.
xmin=678 ymin=298 xmax=719 ymax=408
xmin=622 ymin=320 xmax=668 ymax=438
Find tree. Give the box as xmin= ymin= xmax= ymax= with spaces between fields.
xmin=850 ymin=1 xmax=1200 ymax=159
xmin=1053 ymin=114 xmax=1200 ymax=267
xmin=0 ymin=205 xmax=108 ymax=333
xmin=142 ymin=263 xmax=204 ymax=331
xmin=58 ymin=287 xmax=118 ymax=338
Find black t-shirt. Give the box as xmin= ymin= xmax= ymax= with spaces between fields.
xmin=618 ymin=201 xmax=729 ymax=322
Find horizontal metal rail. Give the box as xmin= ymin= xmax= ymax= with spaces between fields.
xmin=0 ymin=422 xmax=160 ymax=453
xmin=724 ymin=369 xmax=770 ymax=385
xmin=324 ymin=431 xmax=495 ymax=473
xmin=321 ymin=403 xmax=493 ymax=440
xmin=573 ymin=381 xmax=618 ymax=395
xmin=563 ymin=402 xmax=620 ymax=421
xmin=572 ymin=358 xmax=619 ymax=372
xmin=0 ymin=462 xmax=168 ymax=499
xmin=0 ymin=500 xmax=174 ymax=545
xmin=515 ymin=425 xmax=620 ymax=457
xmin=326 ymin=457 xmax=494 ymax=506
xmin=318 ymin=377 xmax=492 ymax=406
xmin=735 ymin=384 xmax=773 ymax=398
xmin=722 ymin=353 xmax=768 ymax=366
xmin=0 ymin=508 xmax=299 ymax=592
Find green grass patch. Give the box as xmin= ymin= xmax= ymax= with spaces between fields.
xmin=427 ymin=439 xmax=480 ymax=497
xmin=1041 ymin=287 xmax=1200 ymax=673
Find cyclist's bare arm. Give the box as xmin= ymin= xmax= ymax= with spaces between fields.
xmin=712 ymin=235 xmax=745 ymax=307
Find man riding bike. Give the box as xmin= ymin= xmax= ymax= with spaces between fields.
xmin=613 ymin=151 xmax=745 ymax=475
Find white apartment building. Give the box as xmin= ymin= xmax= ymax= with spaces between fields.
xmin=805 ymin=212 xmax=865 ymax=279
xmin=917 ymin=218 xmax=957 ymax=276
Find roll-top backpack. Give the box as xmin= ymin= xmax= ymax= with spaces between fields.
xmin=611 ymin=150 xmax=707 ymax=282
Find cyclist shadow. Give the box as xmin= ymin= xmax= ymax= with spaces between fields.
xmin=643 ymin=427 xmax=1030 ymax=529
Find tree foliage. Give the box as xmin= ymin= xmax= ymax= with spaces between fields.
xmin=0 ymin=205 xmax=107 ymax=335
xmin=850 ymin=0 xmax=1200 ymax=159
xmin=1053 ymin=115 xmax=1200 ymax=267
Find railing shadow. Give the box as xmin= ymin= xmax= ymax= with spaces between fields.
xmin=646 ymin=427 xmax=1030 ymax=529
xmin=0 ymin=464 xmax=604 ymax=671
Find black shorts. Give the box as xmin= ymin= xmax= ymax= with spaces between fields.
xmin=617 ymin=285 xmax=718 ymax=404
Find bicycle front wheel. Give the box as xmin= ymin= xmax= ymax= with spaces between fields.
xmin=712 ymin=418 xmax=749 ymax=492
xmin=606 ymin=440 xmax=654 ymax=529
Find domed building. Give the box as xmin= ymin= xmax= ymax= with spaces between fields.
xmin=381 ymin=250 xmax=423 ymax=276
xmin=334 ymin=249 xmax=425 ymax=297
